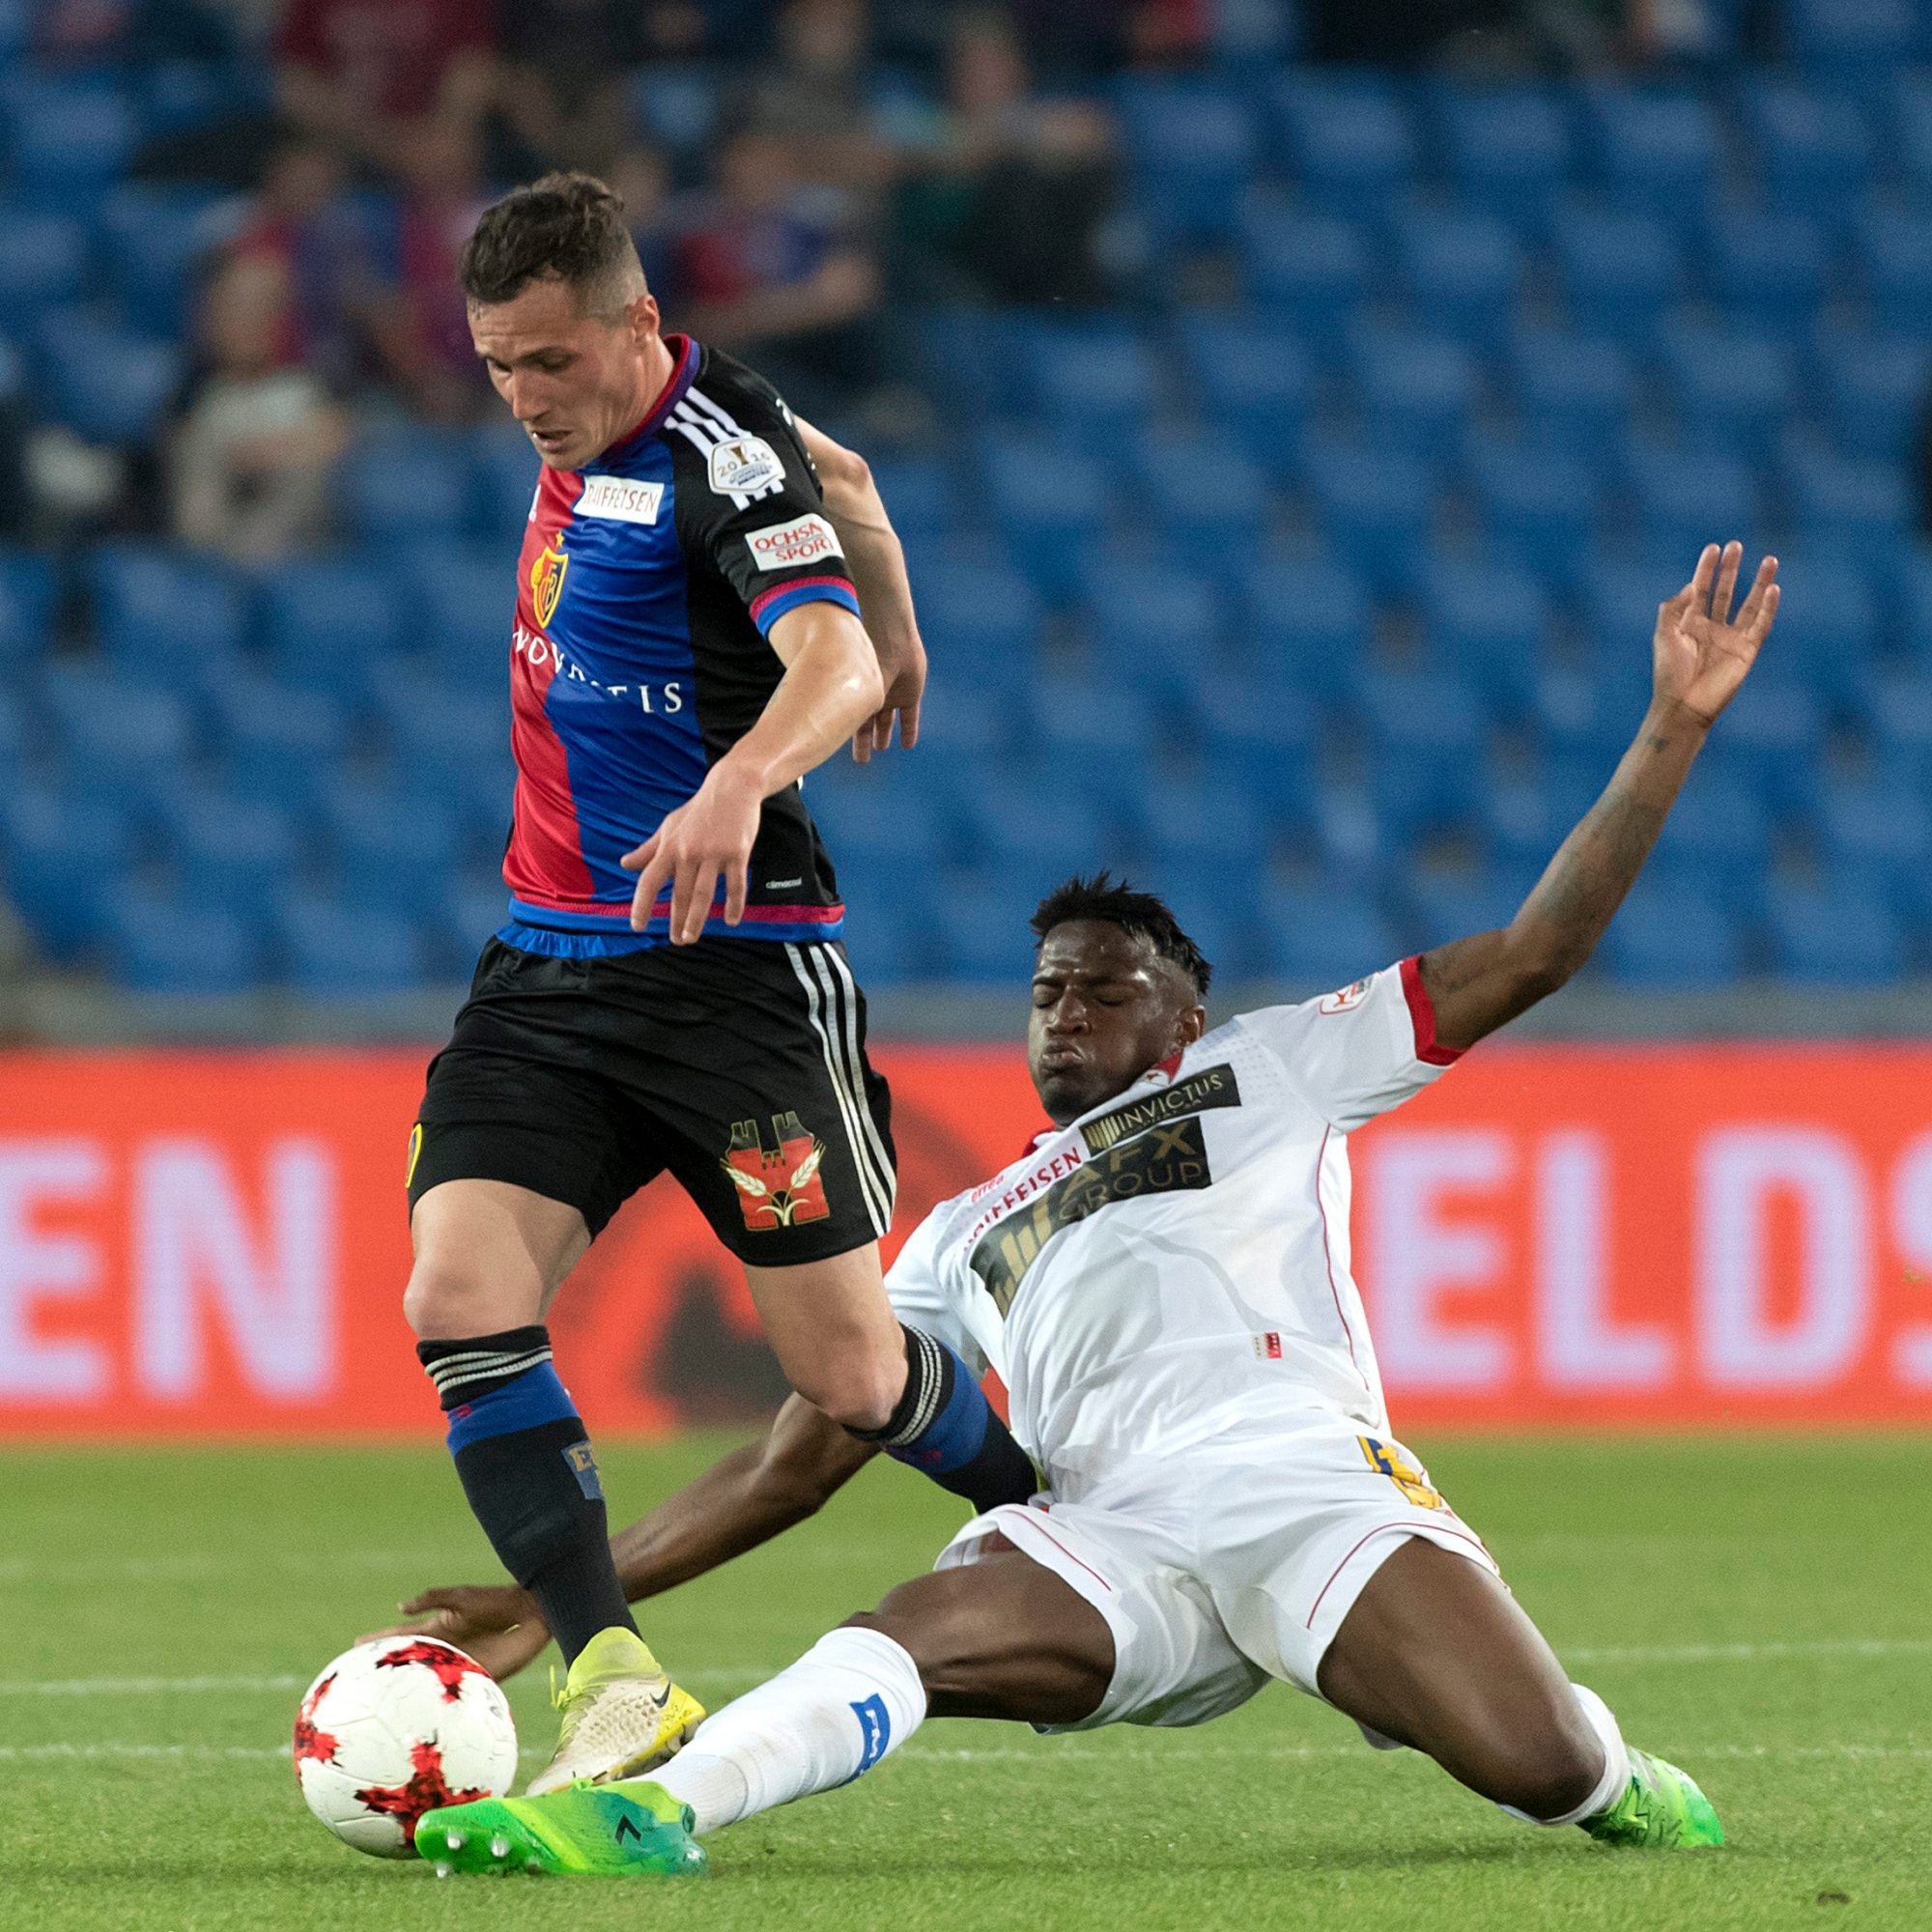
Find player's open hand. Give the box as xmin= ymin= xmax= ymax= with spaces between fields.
xmin=621 ymin=760 xmax=764 ymax=942
xmin=360 ymin=1584 xmax=551 ymax=1683
xmin=852 ymin=629 xmax=925 ymax=762
xmin=1653 ymin=541 xmax=1779 ymax=727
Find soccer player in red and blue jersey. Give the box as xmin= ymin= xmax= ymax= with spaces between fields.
xmin=402 ymin=175 xmax=1036 ymax=1795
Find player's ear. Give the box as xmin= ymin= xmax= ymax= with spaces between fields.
xmin=625 ymin=289 xmax=660 ymax=348
xmin=1175 ymin=1003 xmax=1208 ymax=1050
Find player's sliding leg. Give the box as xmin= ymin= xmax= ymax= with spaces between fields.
xmin=420 ymin=1544 xmax=1113 ymax=1874
xmin=1317 ymin=1538 xmax=1722 ymax=1848
xmin=405 ymin=1179 xmax=704 ymax=1795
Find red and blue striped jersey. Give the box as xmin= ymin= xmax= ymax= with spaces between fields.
xmin=500 ymin=335 xmax=862 ymax=954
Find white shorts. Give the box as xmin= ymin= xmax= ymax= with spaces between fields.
xmin=934 ymin=1414 xmax=1497 ymax=1731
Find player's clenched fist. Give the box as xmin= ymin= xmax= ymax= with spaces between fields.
xmin=1653 ymin=540 xmax=1779 ymax=728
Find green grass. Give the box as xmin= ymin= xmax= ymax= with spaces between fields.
xmin=5 ymin=1435 xmax=1931 ymax=1931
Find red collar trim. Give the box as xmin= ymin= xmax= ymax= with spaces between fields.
xmin=601 ymin=333 xmax=697 ymax=461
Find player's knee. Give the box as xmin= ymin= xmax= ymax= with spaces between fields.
xmin=803 ymin=1364 xmax=901 ymax=1434
xmin=401 ymin=1260 xmax=487 ymax=1341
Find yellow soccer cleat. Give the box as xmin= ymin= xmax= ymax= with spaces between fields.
xmin=524 ymin=1628 xmax=705 ymax=1798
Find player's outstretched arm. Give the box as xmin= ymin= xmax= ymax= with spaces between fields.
xmin=1420 ymin=542 xmax=1779 ymax=1053
xmin=370 ymin=1397 xmax=873 ymax=1679
xmin=794 ymin=415 xmax=927 ymax=760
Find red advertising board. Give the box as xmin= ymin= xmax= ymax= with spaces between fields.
xmin=1 ymin=1042 xmax=1929 ymax=1436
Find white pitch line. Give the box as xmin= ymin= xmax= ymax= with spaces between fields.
xmin=1561 ymin=1638 xmax=1932 ymax=1665
xmin=0 ymin=1675 xmax=306 ymax=1697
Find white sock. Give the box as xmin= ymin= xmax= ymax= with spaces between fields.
xmin=1500 ymin=1682 xmax=1633 ymax=1828
xmin=647 ymin=1627 xmax=925 ymax=1834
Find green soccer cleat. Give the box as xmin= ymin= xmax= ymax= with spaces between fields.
xmin=415 ymin=1780 xmax=708 ymax=1879
xmin=1582 ymin=1748 xmax=1725 ymax=1849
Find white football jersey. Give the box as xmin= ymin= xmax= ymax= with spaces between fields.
xmin=885 ymin=959 xmax=1461 ymax=1498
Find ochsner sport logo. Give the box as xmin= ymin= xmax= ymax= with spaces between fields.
xmin=745 ymin=513 xmax=843 ymax=572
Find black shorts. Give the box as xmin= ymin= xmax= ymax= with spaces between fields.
xmin=409 ymin=935 xmax=896 ymax=1265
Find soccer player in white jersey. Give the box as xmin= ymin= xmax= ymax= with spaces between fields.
xmin=404 ymin=543 xmax=1777 ymax=1877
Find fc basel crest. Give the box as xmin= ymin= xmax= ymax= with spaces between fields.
xmin=529 ymin=534 xmax=568 ymax=628
xmin=721 ymin=1112 xmax=831 ymax=1231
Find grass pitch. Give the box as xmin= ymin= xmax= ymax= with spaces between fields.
xmin=4 ymin=1435 xmax=1930 ymax=1931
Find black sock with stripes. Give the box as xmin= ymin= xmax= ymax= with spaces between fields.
xmin=416 ymin=1325 xmax=637 ymax=1666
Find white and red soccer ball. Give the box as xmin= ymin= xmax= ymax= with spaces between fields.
xmin=293 ymin=1636 xmax=519 ymax=1858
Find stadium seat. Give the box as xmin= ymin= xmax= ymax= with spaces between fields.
xmin=1577 ymin=561 xmax=1680 ymax=715
xmin=1706 ymin=680 xmax=1828 ymax=813
xmin=1356 ymin=668 xmax=1490 ymax=837
xmin=1239 ymin=558 xmax=1373 ymax=698
xmin=1177 ymin=315 xmax=1312 ymax=459
xmin=42 ymin=668 xmax=196 ymax=806
xmin=1655 ymin=324 xmax=1795 ymax=461
xmin=469 ymin=425 xmax=540 ymax=542
xmin=1481 ymin=769 xmax=1571 ymax=868
xmin=1859 ymin=675 xmax=1932 ymax=801
xmin=1789 ymin=0 xmax=1922 ymax=81
xmin=1131 ymin=437 xmax=1268 ymax=576
xmin=1268 ymin=71 xmax=1417 ymax=222
xmin=339 ymin=437 xmax=472 ymax=546
xmin=403 ymin=546 xmax=517 ymax=689
xmin=1895 ymin=74 xmax=1932 ymax=199
xmin=1586 ymin=87 xmax=1719 ymax=231
xmin=1738 ymin=81 xmax=1872 ymax=227
xmin=980 ymin=437 xmax=1113 ymax=597
xmin=6 ymin=81 xmax=139 ymax=200
xmin=1550 ymin=210 xmax=1680 ymax=344
xmin=1258 ymin=887 xmax=1400 ymax=987
xmin=1434 ymin=85 xmax=1574 ymax=230
xmin=1647 ymin=763 xmax=1774 ymax=911
xmin=1600 ymin=874 xmax=1744 ymax=988
xmin=1763 ymin=556 xmax=1879 ymax=701
xmin=1024 ymin=674 xmax=1159 ymax=775
xmin=1766 ymin=873 xmax=1904 ymax=984
xmin=1406 ymin=863 xmax=1541 ymax=953
xmin=441 ymin=877 xmax=514 ymax=970
xmin=319 ymin=783 xmax=461 ymax=917
xmin=1814 ymin=332 xmax=1932 ymax=464
xmin=1117 ymin=80 xmax=1257 ymax=242
xmin=1704 ymin=212 xmax=1829 ymax=343
xmin=1025 ymin=328 xmax=1159 ymax=451
xmin=276 ymin=895 xmax=426 ymax=997
xmin=1348 ymin=328 xmax=1479 ymax=460
xmin=1625 ymin=449 xmax=1760 ymax=564
xmin=1191 ymin=672 xmax=1320 ymax=817
xmin=0 ymin=549 xmax=55 ymax=668
xmin=1238 ymin=209 xmax=1374 ymax=350
xmin=867 ymin=457 xmax=953 ymax=543
xmin=37 ymin=311 xmax=182 ymax=444
xmin=89 ymin=544 xmax=245 ymax=684
xmin=927 ymin=876 xmax=1043 ymax=985
xmin=264 ymin=555 xmax=406 ymax=695
xmin=905 ymin=557 xmax=1042 ymax=674
xmin=1464 ymin=440 xmax=1600 ymax=576
xmin=208 ymin=676 xmax=347 ymax=804
xmin=1783 ymin=451 xmax=1913 ymax=554
xmin=1413 ymin=559 xmax=1549 ymax=710
xmin=368 ymin=672 xmax=509 ymax=789
xmin=1298 ymin=446 xmax=1435 ymax=590
xmin=1815 ymin=775 xmax=1932 ymax=905
xmin=1509 ymin=329 xmax=1635 ymax=451
xmin=0 ymin=210 xmax=88 ymax=330
xmin=1137 ymin=776 xmax=1271 ymax=874
xmin=1857 ymin=210 xmax=1932 ymax=340
xmin=806 ymin=774 xmax=958 ymax=869
xmin=99 ymin=184 xmax=235 ymax=338
xmin=1391 ymin=210 xmax=1524 ymax=350
xmin=160 ymin=791 xmax=299 ymax=915
xmin=1077 ymin=548 xmax=1225 ymax=691
xmin=0 ymin=785 xmax=126 ymax=958
xmin=107 ymin=896 xmax=259 ymax=996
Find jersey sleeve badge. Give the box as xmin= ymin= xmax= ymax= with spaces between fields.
xmin=708 ymin=435 xmax=785 ymax=498
xmin=745 ymin=512 xmax=844 ymax=572
xmin=1318 ymin=978 xmax=1372 ymax=1015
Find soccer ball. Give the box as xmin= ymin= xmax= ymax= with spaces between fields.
xmin=293 ymin=1636 xmax=519 ymax=1858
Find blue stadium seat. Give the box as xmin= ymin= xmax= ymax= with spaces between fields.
xmin=469 ymin=425 xmax=540 ymax=542
xmin=0 ymin=786 xmax=125 ymax=958
xmin=339 ymin=437 xmax=472 ymax=546
xmin=264 ymin=555 xmax=406 ymax=695
xmin=1269 ymin=71 xmax=1417 ymax=222
xmin=1349 ymin=328 xmax=1479 ymax=459
xmin=1117 ymin=80 xmax=1257 ymax=242
xmin=1601 ymin=874 xmax=1743 ymax=988
xmin=370 ymin=673 xmax=509 ymax=790
xmin=441 ymin=878 xmax=514 ymax=970
xmin=963 ymin=772 xmax=1116 ymax=890
xmin=1082 ymin=560 xmax=1213 ymax=688
xmin=1025 ymin=329 xmax=1158 ymax=450
xmin=1586 ymin=87 xmax=1719 ymax=231
xmin=89 ymin=544 xmax=244 ymax=684
xmin=914 ymin=308 xmax=1031 ymax=425
xmin=1895 ymin=75 xmax=1932 ymax=198
xmin=1707 ymin=681 xmax=1828 ymax=813
xmin=979 ymin=438 xmax=1113 ymax=597
xmin=927 ymin=876 xmax=1041 ymax=985
xmin=1858 ymin=210 xmax=1932 ymax=340
xmin=1024 ymin=676 xmax=1159 ymax=783
xmin=1738 ymin=81 xmax=1872 ymax=226
xmin=1655 ymin=324 xmax=1795 ymax=461
xmin=1764 ymin=556 xmax=1879 ymax=701
xmin=403 ymin=546 xmax=516 ymax=688
xmin=1858 ymin=671 xmax=1932 ymax=781
xmin=1414 ymin=559 xmax=1549 ymax=710
xmin=1298 ymin=446 xmax=1435 ymax=589
xmin=1138 ymin=777 xmax=1271 ymax=874
xmin=161 ymin=791 xmax=299 ymax=915
xmin=1550 ymin=210 xmax=1680 ymax=344
xmin=1259 ymin=887 xmax=1400 ymax=987
xmin=7 ymin=81 xmax=139 ymax=199
xmin=1143 ymin=874 xmax=1265 ymax=984
xmin=1509 ymin=329 xmax=1634 ymax=450
xmin=1481 ymin=770 xmax=1571 ymax=868
xmin=1626 ymin=449 xmax=1759 ymax=563
xmin=1815 ymin=776 xmax=1932 ymax=911
xmin=1704 ymin=212 xmax=1829 ymax=342
xmin=906 ymin=557 xmax=1042 ymax=673
xmin=1238 ymin=210 xmax=1374 ymax=349
xmin=1177 ymin=316 xmax=1313 ymax=461
xmin=1434 ymin=86 xmax=1574 ymax=229
xmin=1647 ymin=763 xmax=1774 ymax=911
xmin=276 ymin=895 xmax=426 ymax=996
xmin=1577 ymin=560 xmax=1675 ymax=681
xmin=1191 ymin=672 xmax=1320 ymax=816
xmin=0 ymin=549 xmax=55 ymax=668
xmin=42 ymin=668 xmax=196 ymax=805
xmin=1784 ymin=451 xmax=1912 ymax=554
xmin=0 ymin=210 xmax=88 ymax=330
xmin=1392 ymin=210 xmax=1523 ymax=350
xmin=867 ymin=457 xmax=953 ymax=542
xmin=1132 ymin=437 xmax=1268 ymax=574
xmin=99 ymin=185 xmax=232 ymax=338
xmin=1766 ymin=874 xmax=1904 ymax=984
xmin=1239 ymin=559 xmax=1372 ymax=700
xmin=37 ymin=311 xmax=182 ymax=443
xmin=1464 ymin=440 xmax=1600 ymax=575
xmin=1815 ymin=333 xmax=1932 ymax=463
xmin=208 ymin=676 xmax=347 ymax=803
xmin=1790 ymin=0 xmax=1922 ymax=81
xmin=1406 ymin=864 xmax=1540 ymax=952
xmin=107 ymin=896 xmax=259 ymax=995
xmin=1356 ymin=669 xmax=1490 ymax=837
xmin=319 ymin=784 xmax=460 ymax=916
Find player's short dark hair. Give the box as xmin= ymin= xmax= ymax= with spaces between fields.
xmin=459 ymin=171 xmax=643 ymax=314
xmin=1030 ymin=873 xmax=1213 ymax=997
